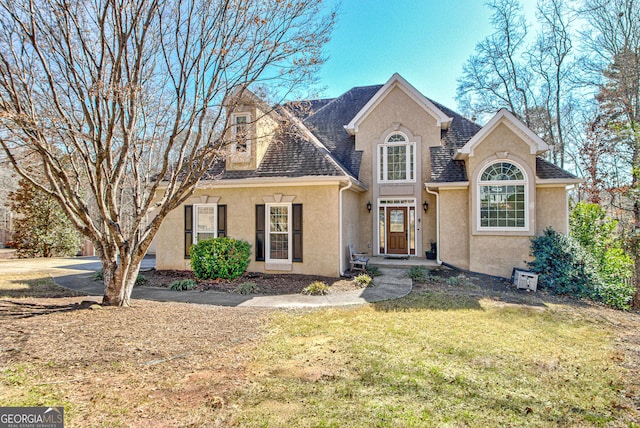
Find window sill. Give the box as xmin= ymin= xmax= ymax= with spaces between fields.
xmin=265 ymin=261 xmax=293 ymax=271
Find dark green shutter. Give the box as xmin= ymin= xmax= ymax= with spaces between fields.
xmin=255 ymin=204 xmax=265 ymax=261
xmin=292 ymin=204 xmax=303 ymax=262
xmin=184 ymin=205 xmax=193 ymax=258
xmin=217 ymin=205 xmax=227 ymax=237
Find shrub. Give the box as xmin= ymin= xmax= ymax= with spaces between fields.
xmin=93 ymin=270 xmax=146 ymax=287
xmin=570 ymin=202 xmax=635 ymax=310
xmin=528 ymin=228 xmax=600 ymax=297
xmin=594 ymin=248 xmax=635 ymax=310
xmin=366 ymin=266 xmax=382 ymax=277
xmin=169 ymin=279 xmax=197 ymax=291
xmin=190 ymin=237 xmax=251 ymax=280
xmin=234 ymin=282 xmax=258 ymax=295
xmin=354 ymin=273 xmax=373 ymax=288
xmin=446 ymin=275 xmax=469 ymax=287
xmin=407 ymin=266 xmax=429 ymax=282
xmin=302 ymin=281 xmax=330 ymax=295
xmin=134 ymin=275 xmax=148 ymax=287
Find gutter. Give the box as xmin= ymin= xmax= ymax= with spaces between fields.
xmin=424 ymin=186 xmax=442 ymax=265
xmin=338 ymin=180 xmax=353 ymax=276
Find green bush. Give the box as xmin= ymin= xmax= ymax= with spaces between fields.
xmin=407 ymin=266 xmax=429 ymax=282
xmin=570 ymin=202 xmax=635 ymax=310
xmin=93 ymin=269 xmax=146 ymax=287
xmin=134 ymin=275 xmax=148 ymax=287
xmin=190 ymin=237 xmax=251 ymax=280
xmin=445 ymin=275 xmax=470 ymax=287
xmin=302 ymin=281 xmax=330 ymax=295
xmin=169 ymin=279 xmax=197 ymax=291
xmin=234 ymin=282 xmax=258 ymax=295
xmin=366 ymin=266 xmax=382 ymax=277
xmin=354 ymin=273 xmax=373 ymax=288
xmin=528 ymin=228 xmax=600 ymax=297
xmin=594 ymin=248 xmax=635 ymax=310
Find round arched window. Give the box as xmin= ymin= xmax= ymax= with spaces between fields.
xmin=479 ymin=161 xmax=527 ymax=229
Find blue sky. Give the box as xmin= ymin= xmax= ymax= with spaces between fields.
xmin=316 ymin=1 xmax=538 ymax=110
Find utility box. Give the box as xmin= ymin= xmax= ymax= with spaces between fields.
xmin=513 ymin=270 xmax=538 ymax=292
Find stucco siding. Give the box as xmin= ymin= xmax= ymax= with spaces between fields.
xmin=155 ymin=184 xmax=342 ymax=277
xmin=355 ymin=86 xmax=441 ymax=256
xmin=536 ymin=186 xmax=569 ymax=234
xmin=469 ymin=235 xmax=531 ymax=278
xmin=439 ymin=189 xmax=470 ymax=269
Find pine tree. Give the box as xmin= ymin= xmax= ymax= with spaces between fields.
xmin=8 ymin=180 xmax=81 ymax=258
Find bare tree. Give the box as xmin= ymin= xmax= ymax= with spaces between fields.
xmin=457 ymin=0 xmax=533 ymax=124
xmin=529 ymin=0 xmax=574 ymax=167
xmin=0 ymin=0 xmax=335 ymax=306
xmin=457 ymin=0 xmax=578 ymax=168
xmin=581 ymin=0 xmax=640 ymax=307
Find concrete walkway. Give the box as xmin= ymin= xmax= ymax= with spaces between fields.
xmin=0 ymin=256 xmax=412 ymax=308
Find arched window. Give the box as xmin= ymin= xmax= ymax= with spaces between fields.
xmin=378 ymin=132 xmax=415 ymax=182
xmin=479 ymin=161 xmax=527 ymax=229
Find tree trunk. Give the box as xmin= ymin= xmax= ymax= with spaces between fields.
xmin=101 ymin=253 xmax=143 ymax=307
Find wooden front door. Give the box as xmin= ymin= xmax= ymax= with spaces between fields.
xmin=386 ymin=207 xmax=408 ymax=254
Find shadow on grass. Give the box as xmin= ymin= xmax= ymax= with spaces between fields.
xmin=0 ymin=276 xmax=83 ymax=300
xmin=0 ymin=299 xmax=99 ymax=320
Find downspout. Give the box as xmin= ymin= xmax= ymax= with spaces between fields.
xmin=339 ymin=180 xmax=353 ymax=276
xmin=425 ymin=186 xmax=442 ymax=265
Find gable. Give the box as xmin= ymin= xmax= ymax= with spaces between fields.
xmin=456 ymin=109 xmax=548 ymax=159
xmin=344 ymin=73 xmax=452 ymax=135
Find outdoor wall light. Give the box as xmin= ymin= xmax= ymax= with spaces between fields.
xmin=423 ymin=201 xmax=429 ymax=212
xmin=366 ymin=201 xmax=372 ymax=213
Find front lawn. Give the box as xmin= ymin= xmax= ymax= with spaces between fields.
xmin=1 ymin=269 xmax=638 ymax=426
xmin=227 ymin=284 xmax=640 ymax=427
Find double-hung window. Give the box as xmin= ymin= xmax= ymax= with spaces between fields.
xmin=378 ymin=132 xmax=415 ymax=183
xmin=193 ymin=204 xmax=217 ymax=243
xmin=478 ymin=161 xmax=527 ymax=230
xmin=267 ymin=204 xmax=291 ymax=262
xmin=184 ymin=204 xmax=227 ymax=258
xmin=231 ymin=113 xmax=250 ymax=154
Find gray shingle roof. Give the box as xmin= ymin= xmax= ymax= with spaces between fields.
xmin=201 ymin=130 xmax=344 ymax=180
xmin=303 ymin=85 xmax=384 ymax=178
xmin=536 ymin=157 xmax=579 ymax=180
xmin=199 ymin=83 xmax=578 ymax=185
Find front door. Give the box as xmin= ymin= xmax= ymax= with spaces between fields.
xmin=386 ymin=207 xmax=408 ymax=254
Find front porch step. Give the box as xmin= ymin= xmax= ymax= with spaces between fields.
xmin=368 ymin=256 xmax=441 ymax=269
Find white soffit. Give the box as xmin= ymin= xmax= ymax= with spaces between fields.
xmin=344 ymin=73 xmax=453 ymax=135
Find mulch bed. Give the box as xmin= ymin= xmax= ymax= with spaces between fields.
xmin=139 ymin=269 xmax=362 ymax=295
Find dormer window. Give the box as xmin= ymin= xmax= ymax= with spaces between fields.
xmin=378 ymin=132 xmax=416 ymax=183
xmin=231 ymin=113 xmax=250 ymax=155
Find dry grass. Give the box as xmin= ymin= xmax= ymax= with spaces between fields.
xmin=226 ymin=285 xmax=640 ymax=427
xmin=0 ymin=274 xmax=269 ymax=427
xmin=1 ymin=271 xmax=639 ymax=427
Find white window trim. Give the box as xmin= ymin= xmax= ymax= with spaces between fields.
xmin=477 ymin=161 xmax=529 ymax=232
xmin=230 ymin=112 xmax=251 ymax=161
xmin=265 ymin=202 xmax=292 ymax=264
xmin=193 ymin=203 xmax=218 ymax=244
xmin=377 ymin=132 xmax=416 ymax=184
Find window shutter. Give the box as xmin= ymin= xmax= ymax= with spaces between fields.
xmin=217 ymin=205 xmax=227 ymax=237
xmin=255 ymin=204 xmax=265 ymax=261
xmin=292 ymin=203 xmax=303 ymax=262
xmin=184 ymin=205 xmax=193 ymax=258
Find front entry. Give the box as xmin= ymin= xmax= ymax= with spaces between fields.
xmin=387 ymin=207 xmax=408 ymax=254
xmin=378 ymin=199 xmax=416 ymax=256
